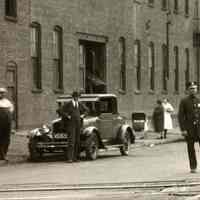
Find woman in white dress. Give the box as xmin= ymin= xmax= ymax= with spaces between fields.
xmin=162 ymin=98 xmax=174 ymax=139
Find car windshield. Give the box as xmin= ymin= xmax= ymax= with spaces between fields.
xmin=56 ymin=97 xmax=118 ymax=116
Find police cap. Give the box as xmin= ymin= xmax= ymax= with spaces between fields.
xmin=187 ymin=81 xmax=198 ymax=89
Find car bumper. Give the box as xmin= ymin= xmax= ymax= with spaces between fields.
xmin=36 ymin=142 xmax=68 ymax=149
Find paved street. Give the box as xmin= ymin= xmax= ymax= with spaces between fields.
xmin=1 ymin=139 xmax=200 ymax=199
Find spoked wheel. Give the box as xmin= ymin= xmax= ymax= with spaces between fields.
xmin=120 ymin=131 xmax=131 ymax=156
xmin=28 ymin=138 xmax=43 ymax=161
xmin=85 ymin=134 xmax=99 ymax=160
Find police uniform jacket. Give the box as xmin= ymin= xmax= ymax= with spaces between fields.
xmin=178 ymin=94 xmax=200 ymax=140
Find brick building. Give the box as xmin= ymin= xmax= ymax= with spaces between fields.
xmin=0 ymin=0 xmax=30 ymax=129
xmin=0 ymin=0 xmax=199 ymax=129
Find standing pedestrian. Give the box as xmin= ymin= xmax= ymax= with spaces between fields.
xmin=59 ymin=91 xmax=88 ymax=162
xmin=0 ymin=87 xmax=14 ymax=163
xmin=178 ymin=81 xmax=200 ymax=173
xmin=152 ymin=100 xmax=164 ymax=139
xmin=162 ymin=98 xmax=174 ymax=139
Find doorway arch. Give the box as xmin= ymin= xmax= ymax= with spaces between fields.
xmin=6 ymin=61 xmax=18 ymax=129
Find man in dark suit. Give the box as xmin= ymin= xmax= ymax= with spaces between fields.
xmin=178 ymin=81 xmax=200 ymax=173
xmin=59 ymin=91 xmax=88 ymax=162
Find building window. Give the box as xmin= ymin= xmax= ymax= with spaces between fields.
xmin=5 ymin=0 xmax=17 ymax=19
xmin=79 ymin=44 xmax=85 ymax=91
xmin=162 ymin=44 xmax=168 ymax=91
xmin=162 ymin=0 xmax=167 ymax=10
xmin=148 ymin=42 xmax=155 ymax=91
xmin=185 ymin=0 xmax=189 ymax=16
xmin=148 ymin=0 xmax=154 ymax=6
xmin=174 ymin=46 xmax=179 ymax=92
xmin=185 ymin=48 xmax=190 ymax=89
xmin=53 ymin=26 xmax=63 ymax=91
xmin=134 ymin=40 xmax=141 ymax=91
xmin=119 ymin=37 xmax=126 ymax=92
xmin=174 ymin=0 xmax=179 ymax=14
xmin=31 ymin=22 xmax=42 ymax=90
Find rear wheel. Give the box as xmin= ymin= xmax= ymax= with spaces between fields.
xmin=28 ymin=138 xmax=42 ymax=161
xmin=120 ymin=131 xmax=131 ymax=156
xmin=85 ymin=134 xmax=99 ymax=160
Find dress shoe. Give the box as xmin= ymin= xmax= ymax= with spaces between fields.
xmin=66 ymin=159 xmax=73 ymax=163
xmin=190 ymin=169 xmax=197 ymax=173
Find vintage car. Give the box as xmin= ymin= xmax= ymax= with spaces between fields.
xmin=28 ymin=94 xmax=135 ymax=161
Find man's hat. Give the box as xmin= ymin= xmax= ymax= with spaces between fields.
xmin=71 ymin=90 xmax=80 ymax=98
xmin=187 ymin=81 xmax=197 ymax=89
xmin=0 ymin=87 xmax=7 ymax=93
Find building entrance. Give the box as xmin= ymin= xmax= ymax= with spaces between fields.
xmin=79 ymin=40 xmax=106 ymax=93
xmin=6 ymin=62 xmax=18 ymax=129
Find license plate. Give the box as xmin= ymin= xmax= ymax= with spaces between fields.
xmin=54 ymin=133 xmax=68 ymax=139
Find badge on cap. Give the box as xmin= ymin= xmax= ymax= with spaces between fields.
xmin=187 ymin=81 xmax=197 ymax=89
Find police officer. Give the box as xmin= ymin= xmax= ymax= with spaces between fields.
xmin=178 ymin=81 xmax=200 ymax=173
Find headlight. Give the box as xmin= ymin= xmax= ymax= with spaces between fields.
xmin=28 ymin=128 xmax=41 ymax=138
xmin=42 ymin=125 xmax=50 ymax=133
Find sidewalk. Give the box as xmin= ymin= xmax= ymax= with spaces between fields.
xmin=134 ymin=127 xmax=184 ymax=147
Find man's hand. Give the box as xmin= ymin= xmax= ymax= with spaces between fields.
xmin=80 ymin=114 xmax=85 ymax=119
xmin=181 ymin=130 xmax=188 ymax=137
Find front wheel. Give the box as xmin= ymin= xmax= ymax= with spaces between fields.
xmin=120 ymin=131 xmax=131 ymax=156
xmin=85 ymin=134 xmax=99 ymax=160
xmin=28 ymin=138 xmax=42 ymax=161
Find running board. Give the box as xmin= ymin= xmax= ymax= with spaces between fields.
xmin=99 ymin=144 xmax=123 ymax=152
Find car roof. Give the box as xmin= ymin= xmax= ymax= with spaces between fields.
xmin=56 ymin=93 xmax=117 ymax=103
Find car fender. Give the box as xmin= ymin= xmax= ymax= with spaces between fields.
xmin=82 ymin=126 xmax=104 ymax=147
xmin=83 ymin=126 xmax=98 ymax=137
xmin=118 ymin=124 xmax=135 ymax=143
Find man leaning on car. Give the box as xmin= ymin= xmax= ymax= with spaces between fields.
xmin=58 ymin=90 xmax=88 ymax=162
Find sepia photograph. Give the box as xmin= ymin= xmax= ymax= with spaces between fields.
xmin=0 ymin=0 xmax=200 ymax=199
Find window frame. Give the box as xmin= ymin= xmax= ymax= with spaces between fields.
xmin=161 ymin=0 xmax=167 ymax=11
xmin=148 ymin=42 xmax=155 ymax=91
xmin=162 ymin=44 xmax=168 ymax=92
xmin=119 ymin=37 xmax=126 ymax=93
xmin=185 ymin=48 xmax=190 ymax=89
xmin=174 ymin=46 xmax=179 ymax=92
xmin=5 ymin=0 xmax=17 ymax=21
xmin=53 ymin=26 xmax=63 ymax=93
xmin=30 ymin=22 xmax=42 ymax=92
xmin=185 ymin=0 xmax=189 ymax=16
xmin=134 ymin=40 xmax=141 ymax=91
xmin=148 ymin=0 xmax=154 ymax=7
xmin=174 ymin=0 xmax=179 ymax=14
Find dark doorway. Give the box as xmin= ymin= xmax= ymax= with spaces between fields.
xmin=6 ymin=62 xmax=18 ymax=129
xmin=79 ymin=40 xmax=106 ymax=93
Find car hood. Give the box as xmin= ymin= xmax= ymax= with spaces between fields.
xmin=83 ymin=116 xmax=98 ymax=127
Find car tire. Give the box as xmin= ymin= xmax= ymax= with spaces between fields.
xmin=120 ymin=131 xmax=131 ymax=156
xmin=28 ymin=138 xmax=42 ymax=161
xmin=85 ymin=134 xmax=99 ymax=160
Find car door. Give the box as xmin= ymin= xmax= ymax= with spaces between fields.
xmin=96 ymin=98 xmax=115 ymax=142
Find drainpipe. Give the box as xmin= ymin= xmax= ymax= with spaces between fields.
xmin=194 ymin=0 xmax=200 ymax=89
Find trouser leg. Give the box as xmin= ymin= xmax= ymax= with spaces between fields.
xmin=74 ymin=124 xmax=80 ymax=160
xmin=186 ymin=139 xmax=197 ymax=170
xmin=164 ymin=129 xmax=167 ymax=139
xmin=68 ymin=128 xmax=76 ymax=161
xmin=0 ymin=145 xmax=5 ymax=160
